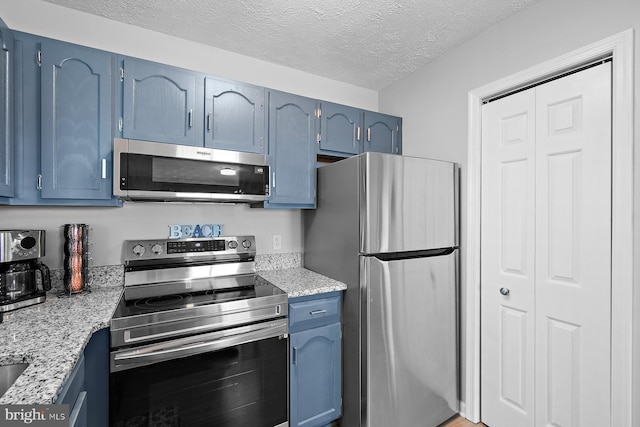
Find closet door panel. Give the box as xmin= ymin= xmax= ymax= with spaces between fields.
xmin=535 ymin=63 xmax=612 ymax=427
xmin=480 ymin=88 xmax=536 ymax=427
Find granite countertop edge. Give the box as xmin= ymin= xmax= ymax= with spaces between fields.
xmin=0 ymin=262 xmax=346 ymax=405
xmin=0 ymin=266 xmax=124 ymax=405
xmin=257 ymin=267 xmax=348 ymax=298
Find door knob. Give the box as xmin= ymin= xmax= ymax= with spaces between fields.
xmin=499 ymin=288 xmax=510 ymax=296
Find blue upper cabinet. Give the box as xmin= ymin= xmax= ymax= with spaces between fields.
xmin=266 ymin=90 xmax=318 ymax=208
xmin=121 ymin=57 xmax=203 ymax=146
xmin=363 ymin=111 xmax=402 ymax=154
xmin=204 ymin=77 xmax=265 ymax=153
xmin=0 ymin=18 xmax=13 ymax=197
xmin=1 ymin=33 xmax=120 ymax=206
xmin=40 ymin=40 xmax=115 ymax=200
xmin=318 ymin=102 xmax=361 ymax=157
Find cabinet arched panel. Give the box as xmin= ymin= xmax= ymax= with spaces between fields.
xmin=364 ymin=111 xmax=401 ymax=154
xmin=205 ymin=78 xmax=264 ymax=153
xmin=290 ymin=322 xmax=342 ymax=427
xmin=320 ymin=102 xmax=361 ymax=156
xmin=122 ymin=58 xmax=200 ymax=146
xmin=266 ymin=91 xmax=317 ymax=207
xmin=41 ymin=41 xmax=114 ymax=200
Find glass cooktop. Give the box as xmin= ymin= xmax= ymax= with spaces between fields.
xmin=112 ymin=275 xmax=285 ymax=319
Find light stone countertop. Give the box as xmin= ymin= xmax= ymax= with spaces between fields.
xmin=0 ymin=273 xmax=123 ymax=404
xmin=0 ymin=257 xmax=346 ymax=405
xmin=258 ymin=267 xmax=347 ymax=298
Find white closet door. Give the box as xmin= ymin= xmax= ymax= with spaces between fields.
xmin=481 ymin=62 xmax=612 ymax=427
xmin=534 ymin=63 xmax=611 ymax=427
xmin=481 ymin=88 xmax=536 ymax=427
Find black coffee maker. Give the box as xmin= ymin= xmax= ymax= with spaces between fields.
xmin=0 ymin=230 xmax=51 ymax=320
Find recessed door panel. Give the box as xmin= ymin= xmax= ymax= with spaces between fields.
xmin=499 ymin=306 xmax=529 ymax=411
xmin=546 ymin=151 xmax=582 ymax=285
xmin=500 ymin=160 xmax=529 ymax=276
xmin=546 ymin=318 xmax=581 ymax=427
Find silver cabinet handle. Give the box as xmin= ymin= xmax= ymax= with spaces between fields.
xmin=292 ymin=347 xmax=298 ymax=365
xmin=356 ymin=127 xmax=361 ymax=141
xmin=101 ymin=159 xmax=107 ymax=179
xmin=207 ymin=113 xmax=211 ymax=131
xmin=310 ymin=309 xmax=327 ymax=315
xmin=188 ymin=109 xmax=193 ymax=128
xmin=500 ymin=288 xmax=510 ymax=296
xmin=367 ymin=127 xmax=371 ymax=142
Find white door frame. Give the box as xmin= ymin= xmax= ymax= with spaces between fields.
xmin=464 ymin=29 xmax=634 ymax=426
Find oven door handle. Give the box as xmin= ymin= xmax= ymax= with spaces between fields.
xmin=111 ymin=319 xmax=288 ymax=372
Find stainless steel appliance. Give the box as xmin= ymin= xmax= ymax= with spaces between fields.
xmin=304 ymin=153 xmax=459 ymax=427
xmin=113 ymin=138 xmax=269 ymax=203
xmin=109 ymin=235 xmax=288 ymax=427
xmin=0 ymin=230 xmax=51 ymax=317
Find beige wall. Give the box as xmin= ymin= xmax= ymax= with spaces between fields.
xmin=379 ymin=0 xmax=638 ymax=420
xmin=0 ymin=0 xmax=379 ymax=269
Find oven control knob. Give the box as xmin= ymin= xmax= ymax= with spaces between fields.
xmin=132 ymin=244 xmax=145 ymax=257
xmin=228 ymin=240 xmax=238 ymax=249
xmin=242 ymin=239 xmax=252 ymax=249
xmin=151 ymin=244 xmax=163 ymax=255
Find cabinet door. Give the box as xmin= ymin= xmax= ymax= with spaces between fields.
xmin=84 ymin=328 xmax=109 ymax=427
xmin=0 ymin=18 xmax=13 ymax=197
xmin=122 ymin=58 xmax=202 ymax=146
xmin=204 ymin=77 xmax=265 ymax=153
xmin=319 ymin=102 xmax=361 ymax=157
xmin=266 ymin=90 xmax=317 ymax=208
xmin=363 ymin=111 xmax=401 ymax=154
xmin=290 ymin=322 xmax=342 ymax=427
xmin=40 ymin=40 xmax=115 ymax=200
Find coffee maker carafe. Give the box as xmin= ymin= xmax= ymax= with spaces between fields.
xmin=0 ymin=230 xmax=51 ymax=316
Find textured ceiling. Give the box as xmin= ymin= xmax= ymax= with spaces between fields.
xmin=40 ymin=0 xmax=541 ymax=90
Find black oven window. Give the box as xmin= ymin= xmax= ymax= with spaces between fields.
xmin=109 ymin=337 xmax=287 ymax=427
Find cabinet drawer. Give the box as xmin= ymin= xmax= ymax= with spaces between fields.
xmin=289 ymin=295 xmax=341 ymax=332
xmin=55 ymin=354 xmax=85 ymax=406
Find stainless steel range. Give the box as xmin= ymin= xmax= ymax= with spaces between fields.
xmin=109 ymin=236 xmax=289 ymax=427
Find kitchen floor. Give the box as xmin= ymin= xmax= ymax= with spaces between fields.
xmin=443 ymin=415 xmax=487 ymax=427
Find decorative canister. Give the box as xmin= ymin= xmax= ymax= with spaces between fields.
xmin=63 ymin=224 xmax=91 ymax=293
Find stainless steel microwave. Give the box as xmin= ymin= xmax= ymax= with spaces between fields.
xmin=113 ymin=138 xmax=269 ymax=203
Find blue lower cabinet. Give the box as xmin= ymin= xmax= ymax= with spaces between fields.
xmin=68 ymin=391 xmax=88 ymax=427
xmin=84 ymin=328 xmax=109 ymax=427
xmin=289 ymin=293 xmax=342 ymax=427
xmin=54 ymin=328 xmax=108 ymax=427
xmin=55 ymin=353 xmax=85 ymax=422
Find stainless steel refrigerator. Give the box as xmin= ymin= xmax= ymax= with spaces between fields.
xmin=304 ymin=152 xmax=459 ymax=427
